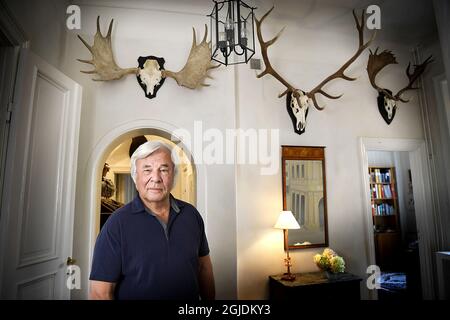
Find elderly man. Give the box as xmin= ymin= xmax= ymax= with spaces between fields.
xmin=89 ymin=141 xmax=215 ymax=300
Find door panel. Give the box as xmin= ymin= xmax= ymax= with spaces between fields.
xmin=17 ymin=273 xmax=56 ymax=300
xmin=18 ymin=72 xmax=67 ymax=268
xmin=0 ymin=49 xmax=82 ymax=299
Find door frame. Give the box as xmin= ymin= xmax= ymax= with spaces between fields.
xmin=0 ymin=0 xmax=27 ymax=295
xmin=359 ymin=137 xmax=438 ymax=299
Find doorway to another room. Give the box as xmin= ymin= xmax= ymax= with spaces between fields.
xmin=360 ymin=137 xmax=437 ymax=300
xmin=367 ymin=151 xmax=421 ymax=299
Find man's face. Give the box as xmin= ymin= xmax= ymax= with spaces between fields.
xmin=135 ymin=148 xmax=175 ymax=204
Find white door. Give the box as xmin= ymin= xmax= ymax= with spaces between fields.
xmin=0 ymin=49 xmax=82 ymax=299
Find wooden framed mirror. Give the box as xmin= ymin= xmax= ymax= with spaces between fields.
xmin=282 ymin=146 xmax=329 ymax=249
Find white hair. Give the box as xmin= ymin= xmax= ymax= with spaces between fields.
xmin=130 ymin=140 xmax=179 ymax=185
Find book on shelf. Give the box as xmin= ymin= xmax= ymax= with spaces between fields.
xmin=385 ymin=171 xmax=391 ymax=183
xmin=371 ymin=184 xmax=393 ymax=199
xmin=372 ymin=203 xmax=395 ymax=216
xmin=375 ymin=169 xmax=380 ymax=183
xmin=370 ymin=168 xmax=392 ymax=184
xmin=391 ymin=184 xmax=397 ymax=199
xmin=383 ymin=185 xmax=392 ymax=198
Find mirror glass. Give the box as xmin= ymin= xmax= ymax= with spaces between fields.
xmin=282 ymin=146 xmax=328 ymax=249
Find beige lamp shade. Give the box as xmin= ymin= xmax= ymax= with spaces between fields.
xmin=274 ymin=210 xmax=301 ymax=229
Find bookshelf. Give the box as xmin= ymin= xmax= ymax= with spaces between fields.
xmin=369 ymin=167 xmax=400 ymax=232
xmin=369 ymin=166 xmax=401 ymax=270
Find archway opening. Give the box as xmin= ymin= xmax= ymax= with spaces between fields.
xmin=95 ymin=128 xmax=196 ymax=233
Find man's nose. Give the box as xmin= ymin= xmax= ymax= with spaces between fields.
xmin=149 ymin=171 xmax=162 ymax=182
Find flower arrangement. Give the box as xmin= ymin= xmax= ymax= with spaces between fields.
xmin=314 ymin=248 xmax=346 ymax=273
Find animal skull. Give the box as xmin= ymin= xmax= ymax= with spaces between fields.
xmin=367 ymin=48 xmax=433 ymax=124
xmin=383 ymin=96 xmax=396 ymax=120
xmin=290 ymin=91 xmax=310 ymax=132
xmin=256 ymin=7 xmax=375 ymax=135
xmin=138 ymin=59 xmax=163 ymax=96
xmin=77 ymin=17 xmax=218 ymax=98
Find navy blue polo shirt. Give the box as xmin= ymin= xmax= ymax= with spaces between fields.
xmin=89 ymin=195 xmax=209 ymax=300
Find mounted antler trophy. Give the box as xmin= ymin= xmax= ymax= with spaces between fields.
xmin=367 ymin=48 xmax=433 ymax=124
xmin=255 ymin=7 xmax=375 ymax=135
xmin=77 ymin=17 xmax=219 ymax=99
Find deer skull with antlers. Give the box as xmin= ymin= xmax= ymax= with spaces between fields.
xmin=77 ymin=17 xmax=219 ymax=99
xmin=255 ymin=7 xmax=375 ymax=135
xmin=367 ymin=48 xmax=433 ymax=124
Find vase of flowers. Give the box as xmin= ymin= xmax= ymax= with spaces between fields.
xmin=313 ymin=248 xmax=346 ymax=279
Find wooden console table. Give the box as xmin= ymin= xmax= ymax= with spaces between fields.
xmin=269 ymin=271 xmax=362 ymax=300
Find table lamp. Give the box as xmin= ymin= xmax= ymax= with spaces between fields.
xmin=274 ymin=210 xmax=301 ymax=281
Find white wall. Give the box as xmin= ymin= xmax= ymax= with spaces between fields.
xmin=368 ymin=151 xmax=394 ymax=167
xmin=4 ymin=0 xmax=440 ymax=300
xmin=235 ymin=2 xmax=425 ymax=299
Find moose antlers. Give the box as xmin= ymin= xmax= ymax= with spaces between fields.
xmin=77 ymin=17 xmax=138 ymax=81
xmin=367 ymin=48 xmax=433 ymax=102
xmin=77 ymin=17 xmax=217 ymax=90
xmin=255 ymin=7 xmax=376 ymax=110
xmin=162 ymin=26 xmax=219 ymax=89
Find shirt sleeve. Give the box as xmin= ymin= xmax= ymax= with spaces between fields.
xmin=89 ymin=214 xmax=122 ymax=282
xmin=197 ymin=212 xmax=210 ymax=257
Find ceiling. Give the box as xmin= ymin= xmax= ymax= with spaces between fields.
xmin=256 ymin=0 xmax=438 ymax=46
xmin=74 ymin=0 xmax=438 ymax=46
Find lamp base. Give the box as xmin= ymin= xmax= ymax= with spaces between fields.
xmin=281 ymin=273 xmax=296 ymax=281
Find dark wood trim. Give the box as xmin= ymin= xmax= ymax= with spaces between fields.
xmin=281 ymin=145 xmax=329 ymax=250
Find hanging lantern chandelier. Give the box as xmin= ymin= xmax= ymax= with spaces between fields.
xmin=208 ymin=0 xmax=256 ymax=66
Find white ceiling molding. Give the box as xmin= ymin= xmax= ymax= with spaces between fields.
xmin=72 ymin=0 xmax=209 ymax=16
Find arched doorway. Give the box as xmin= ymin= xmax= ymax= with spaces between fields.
xmin=74 ymin=120 xmax=208 ymax=299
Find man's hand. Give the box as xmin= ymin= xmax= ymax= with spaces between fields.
xmin=198 ymin=255 xmax=215 ymax=300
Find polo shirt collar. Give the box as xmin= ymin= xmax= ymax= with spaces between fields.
xmin=170 ymin=195 xmax=181 ymax=213
xmin=131 ymin=194 xmax=183 ymax=214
